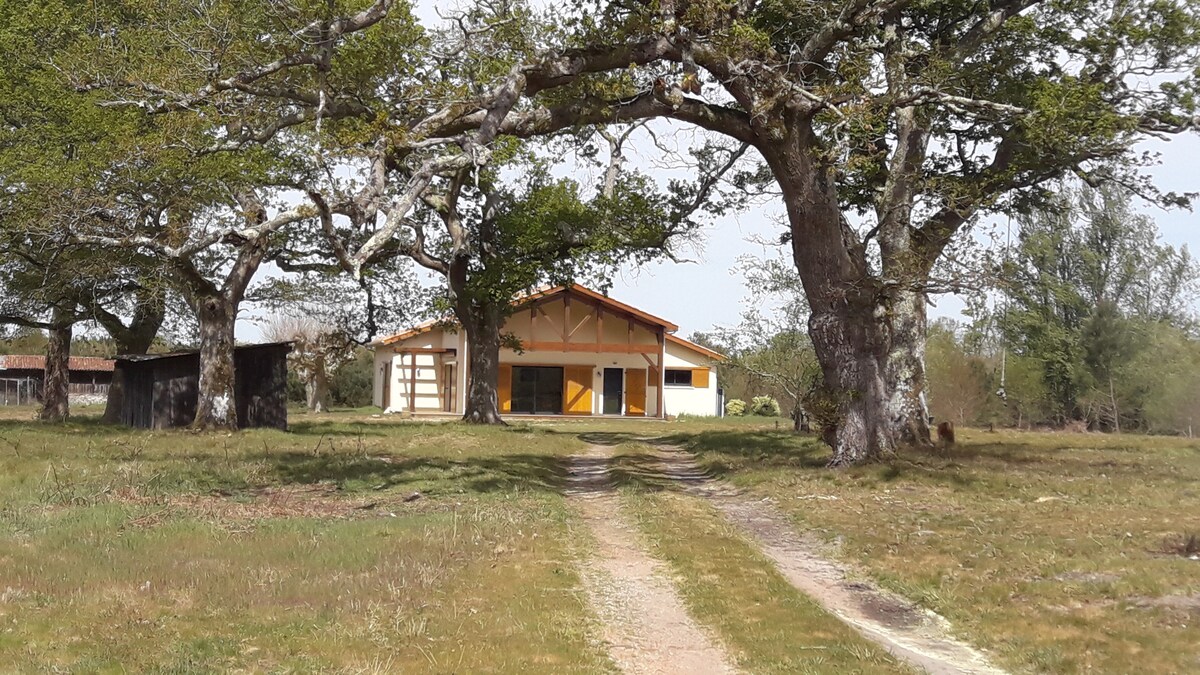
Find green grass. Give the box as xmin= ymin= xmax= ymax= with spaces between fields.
xmin=670 ymin=427 xmax=1200 ymax=674
xmin=610 ymin=443 xmax=911 ymax=674
xmin=0 ymin=412 xmax=610 ymax=672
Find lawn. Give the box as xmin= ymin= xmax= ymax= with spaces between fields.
xmin=0 ymin=407 xmax=609 ymax=672
xmin=2 ymin=406 xmax=1197 ymax=673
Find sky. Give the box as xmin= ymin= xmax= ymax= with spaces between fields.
xmin=234 ymin=4 xmax=1200 ymax=343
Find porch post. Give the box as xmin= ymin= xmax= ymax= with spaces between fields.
xmin=657 ymin=330 xmax=665 ymax=419
xmin=408 ymin=352 xmax=417 ymax=413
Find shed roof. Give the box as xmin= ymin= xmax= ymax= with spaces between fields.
xmin=114 ymin=341 xmax=293 ymax=363
xmin=0 ymin=355 xmax=115 ymax=372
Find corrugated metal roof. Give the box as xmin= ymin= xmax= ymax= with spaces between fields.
xmin=0 ymin=355 xmax=116 ymax=372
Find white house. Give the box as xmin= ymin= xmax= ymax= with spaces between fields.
xmin=370 ymin=284 xmax=724 ymax=418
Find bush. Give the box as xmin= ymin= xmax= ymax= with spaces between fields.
xmin=750 ymin=395 xmax=781 ymax=417
xmin=725 ymin=398 xmax=747 ymax=416
xmin=330 ymin=350 xmax=374 ymax=408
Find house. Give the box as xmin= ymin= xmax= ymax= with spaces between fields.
xmin=0 ymin=355 xmax=114 ymax=406
xmin=370 ymin=284 xmax=724 ymax=418
xmin=113 ymin=342 xmax=291 ymax=429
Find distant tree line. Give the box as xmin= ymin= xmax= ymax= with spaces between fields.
xmin=710 ymin=184 xmax=1200 ymax=437
xmin=930 ymin=185 xmax=1199 ymax=434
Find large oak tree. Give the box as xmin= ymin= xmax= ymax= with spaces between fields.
xmin=86 ymin=0 xmax=1199 ymax=463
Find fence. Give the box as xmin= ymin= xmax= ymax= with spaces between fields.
xmin=0 ymin=378 xmax=41 ymax=406
xmin=0 ymin=378 xmax=109 ymax=406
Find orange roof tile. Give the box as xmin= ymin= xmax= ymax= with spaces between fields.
xmin=0 ymin=355 xmax=115 ymax=372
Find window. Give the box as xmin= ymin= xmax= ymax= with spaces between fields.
xmin=664 ymin=369 xmax=693 ymax=386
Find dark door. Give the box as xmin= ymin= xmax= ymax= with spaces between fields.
xmin=511 ymin=366 xmax=564 ymax=414
xmin=603 ymin=368 xmax=623 ymax=415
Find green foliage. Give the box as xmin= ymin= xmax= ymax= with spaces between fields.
xmin=997 ymin=183 xmax=1198 ymax=429
xmin=725 ymin=399 xmax=747 ymax=417
xmin=329 ymin=350 xmax=375 ymax=408
xmin=749 ymin=396 xmax=781 ymax=417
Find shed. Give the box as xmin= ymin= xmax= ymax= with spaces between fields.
xmin=114 ymin=342 xmax=291 ymax=430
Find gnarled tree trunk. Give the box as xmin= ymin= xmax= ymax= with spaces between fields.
xmin=39 ymin=314 xmax=72 ymax=423
xmin=769 ymin=133 xmax=932 ymax=466
xmin=305 ymin=360 xmax=331 ymax=413
xmin=459 ymin=304 xmax=505 ymax=424
xmin=884 ymin=288 xmax=933 ymax=445
xmin=193 ymin=295 xmax=238 ymax=431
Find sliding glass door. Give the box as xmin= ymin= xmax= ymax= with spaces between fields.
xmin=510 ymin=366 xmax=564 ymax=414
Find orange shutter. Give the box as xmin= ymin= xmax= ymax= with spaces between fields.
xmin=498 ymin=364 xmax=512 ymax=413
xmin=563 ymin=366 xmax=594 ymax=415
xmin=692 ymin=368 xmax=710 ymax=389
xmin=625 ymin=368 xmax=647 ymax=416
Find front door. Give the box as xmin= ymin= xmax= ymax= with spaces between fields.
xmin=602 ymin=368 xmax=623 ymax=415
xmin=625 ymin=368 xmax=647 ymax=416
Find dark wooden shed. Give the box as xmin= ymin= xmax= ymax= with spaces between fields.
xmin=114 ymin=342 xmax=291 ymax=430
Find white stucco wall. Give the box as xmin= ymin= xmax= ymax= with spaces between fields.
xmin=373 ymin=329 xmax=462 ymax=413
xmin=662 ymin=340 xmax=720 ymax=417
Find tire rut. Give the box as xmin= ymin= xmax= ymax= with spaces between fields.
xmin=566 ymin=444 xmax=739 ymax=675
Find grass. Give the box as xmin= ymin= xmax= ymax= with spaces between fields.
xmin=671 ymin=425 xmax=1200 ymax=674
xmin=609 ymin=443 xmax=912 ymax=674
xmin=0 ymin=410 xmax=610 ymax=672
xmin=4 ymin=404 xmax=1198 ymax=672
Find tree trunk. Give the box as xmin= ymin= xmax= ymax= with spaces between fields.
xmin=306 ymin=361 xmax=331 ymax=413
xmin=101 ymin=310 xmax=163 ymax=424
xmin=193 ymin=295 xmax=239 ymax=431
xmin=884 ymin=289 xmax=933 ymax=445
xmin=459 ymin=305 xmax=505 ymax=425
xmin=766 ymin=132 xmax=933 ymax=466
xmin=808 ymin=299 xmax=898 ymax=466
xmin=39 ymin=316 xmax=72 ymax=423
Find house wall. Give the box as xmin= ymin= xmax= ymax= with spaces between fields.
xmin=662 ymin=341 xmax=720 ymax=417
xmin=371 ymin=292 xmax=723 ymax=418
xmin=500 ymin=348 xmax=660 ymax=417
xmin=374 ymin=329 xmax=461 ymax=413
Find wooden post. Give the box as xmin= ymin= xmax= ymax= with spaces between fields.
xmin=563 ymin=295 xmax=571 ymax=343
xmin=657 ymin=330 xmax=665 ymax=419
xmin=408 ymin=352 xmax=417 ymax=413
xmin=595 ymin=305 xmax=602 ymax=352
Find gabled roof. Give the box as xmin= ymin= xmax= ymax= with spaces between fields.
xmin=0 ymin=355 xmax=115 ymax=372
xmin=666 ymin=334 xmax=726 ymax=361
xmin=372 ymin=284 xmax=725 ymax=362
xmin=519 ymin=284 xmax=679 ymax=332
xmin=372 ymin=284 xmax=678 ymax=347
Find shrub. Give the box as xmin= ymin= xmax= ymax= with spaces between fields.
xmin=750 ymin=395 xmax=782 ymax=417
xmin=330 ymin=350 xmax=374 ymax=408
xmin=725 ymin=398 xmax=747 ymax=416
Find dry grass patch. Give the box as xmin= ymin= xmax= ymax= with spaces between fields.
xmin=0 ymin=415 xmax=610 ymax=672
